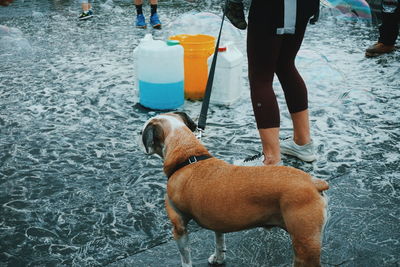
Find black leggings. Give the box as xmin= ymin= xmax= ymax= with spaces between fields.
xmin=247 ymin=16 xmax=309 ymax=129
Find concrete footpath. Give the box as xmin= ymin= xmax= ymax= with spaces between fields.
xmin=108 ymin=228 xmax=293 ymax=267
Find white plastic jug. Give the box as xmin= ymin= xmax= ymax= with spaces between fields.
xmin=133 ymin=34 xmax=153 ymax=92
xmin=208 ymin=43 xmax=243 ymax=106
xmin=134 ymin=35 xmax=184 ymax=110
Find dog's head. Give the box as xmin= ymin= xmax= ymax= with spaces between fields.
xmin=140 ymin=112 xmax=197 ymax=158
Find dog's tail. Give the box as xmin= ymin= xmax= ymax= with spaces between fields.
xmin=311 ymin=177 xmax=329 ymax=192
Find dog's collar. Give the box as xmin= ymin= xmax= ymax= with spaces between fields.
xmin=168 ymin=155 xmax=212 ymax=179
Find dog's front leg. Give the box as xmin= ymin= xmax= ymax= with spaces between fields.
xmin=165 ymin=196 xmax=192 ymax=267
xmin=208 ymin=232 xmax=226 ymax=265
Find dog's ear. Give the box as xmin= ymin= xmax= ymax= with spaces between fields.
xmin=142 ymin=122 xmax=165 ymax=158
xmin=173 ymin=112 xmax=197 ymax=132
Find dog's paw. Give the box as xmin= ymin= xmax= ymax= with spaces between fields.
xmin=208 ymin=253 xmax=226 ymax=265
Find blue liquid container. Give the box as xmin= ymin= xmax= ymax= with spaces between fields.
xmin=139 ymin=80 xmax=184 ymax=110
xmin=135 ymin=37 xmax=184 ymax=110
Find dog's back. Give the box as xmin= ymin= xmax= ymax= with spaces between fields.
xmin=169 ymin=160 xmax=328 ymax=232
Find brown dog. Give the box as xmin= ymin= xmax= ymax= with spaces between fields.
xmin=141 ymin=112 xmax=329 ymax=267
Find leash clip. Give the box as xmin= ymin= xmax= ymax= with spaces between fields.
xmin=195 ymin=127 xmax=203 ymax=140
xmin=188 ymin=156 xmax=198 ymax=164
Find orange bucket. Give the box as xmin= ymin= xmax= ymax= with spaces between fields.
xmin=169 ymin=34 xmax=215 ymax=100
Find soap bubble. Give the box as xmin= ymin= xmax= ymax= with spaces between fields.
xmin=320 ymin=0 xmax=372 ymax=22
xmin=0 ymin=25 xmax=33 ymax=58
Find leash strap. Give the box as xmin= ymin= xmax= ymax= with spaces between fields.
xmin=197 ymin=0 xmax=227 ymax=133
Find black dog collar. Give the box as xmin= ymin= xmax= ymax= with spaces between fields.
xmin=168 ymin=155 xmax=212 ymax=179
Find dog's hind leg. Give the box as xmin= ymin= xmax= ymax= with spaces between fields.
xmin=284 ymin=202 xmax=325 ymax=267
xmin=165 ymin=196 xmax=192 ymax=267
xmin=290 ymin=234 xmax=322 ymax=267
xmin=208 ymin=232 xmax=226 ymax=265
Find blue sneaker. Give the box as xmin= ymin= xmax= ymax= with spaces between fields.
xmin=136 ymin=14 xmax=146 ymax=29
xmin=150 ymin=13 xmax=161 ymax=29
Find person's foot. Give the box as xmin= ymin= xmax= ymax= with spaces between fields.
xmin=79 ymin=10 xmax=93 ymax=20
xmin=150 ymin=13 xmax=161 ymax=29
xmin=365 ymin=42 xmax=395 ymax=57
xmin=280 ymin=138 xmax=316 ymax=162
xmin=136 ymin=14 xmax=146 ymax=29
xmin=240 ymin=152 xmax=282 ymax=166
xmin=224 ymin=1 xmax=247 ymax=30
xmin=263 ymin=154 xmax=282 ymax=166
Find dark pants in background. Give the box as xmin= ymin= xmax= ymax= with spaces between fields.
xmin=379 ymin=0 xmax=400 ymax=45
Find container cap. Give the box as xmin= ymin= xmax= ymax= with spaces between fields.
xmin=167 ymin=39 xmax=180 ymax=46
xmin=143 ymin=34 xmax=153 ymax=41
xmin=218 ymin=47 xmax=227 ymax=52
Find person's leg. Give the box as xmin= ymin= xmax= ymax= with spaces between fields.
xmin=79 ymin=0 xmax=93 ymax=19
xmin=290 ymin=110 xmax=311 ymax=145
xmin=82 ymin=3 xmax=90 ymax=12
xmin=150 ymin=0 xmax=158 ymax=15
xmin=150 ymin=0 xmax=158 ymax=17
xmin=274 ymin=21 xmax=316 ymax=162
xmin=247 ymin=1 xmax=283 ymax=165
xmin=134 ymin=0 xmax=143 ymax=13
xmin=275 ymin=22 xmax=311 ymax=146
xmin=258 ymin=128 xmax=281 ymax=165
xmin=379 ymin=1 xmax=400 ymax=45
xmin=366 ymin=1 xmax=399 ymax=56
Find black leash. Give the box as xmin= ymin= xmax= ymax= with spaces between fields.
xmin=196 ymin=0 xmax=227 ymax=139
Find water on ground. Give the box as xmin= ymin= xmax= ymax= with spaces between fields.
xmin=0 ymin=0 xmax=399 ymax=266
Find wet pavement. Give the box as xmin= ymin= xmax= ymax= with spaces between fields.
xmin=0 ymin=0 xmax=399 ymax=266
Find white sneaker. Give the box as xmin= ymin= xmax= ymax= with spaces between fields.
xmin=280 ymin=138 xmax=316 ymax=162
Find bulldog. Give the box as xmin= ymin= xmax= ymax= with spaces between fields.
xmin=141 ymin=112 xmax=329 ymax=267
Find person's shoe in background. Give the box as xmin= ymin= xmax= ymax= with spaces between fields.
xmin=365 ymin=42 xmax=395 ymax=57
xmin=224 ymin=1 xmax=247 ymax=30
xmin=136 ymin=14 xmax=147 ymax=29
xmin=150 ymin=12 xmax=161 ymax=29
xmin=79 ymin=9 xmax=93 ymax=20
